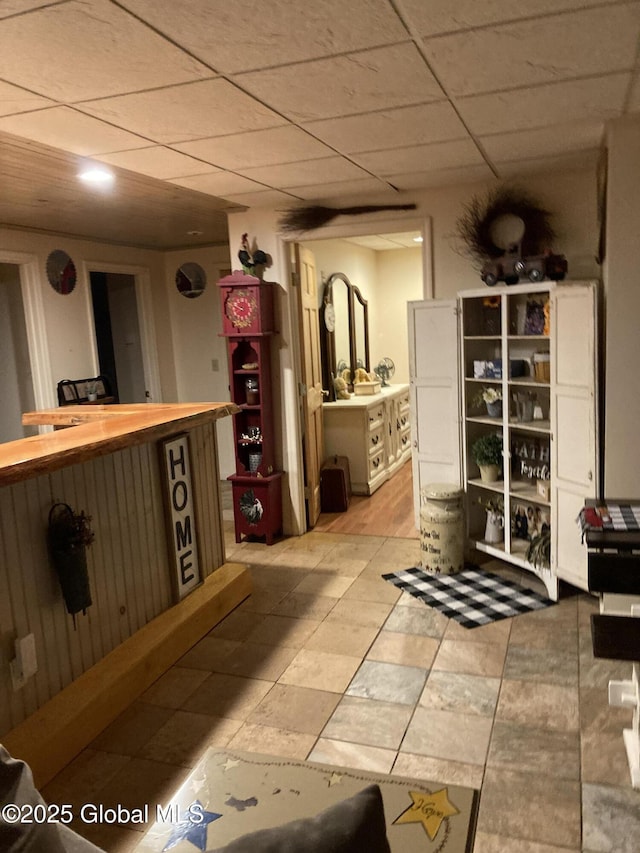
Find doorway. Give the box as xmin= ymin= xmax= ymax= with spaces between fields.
xmin=0 ymin=262 xmax=37 ymax=441
xmin=296 ymin=225 xmax=428 ymax=538
xmin=89 ymin=271 xmax=147 ymax=403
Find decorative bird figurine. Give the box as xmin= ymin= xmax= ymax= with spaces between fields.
xmin=238 ymin=233 xmax=269 ymax=277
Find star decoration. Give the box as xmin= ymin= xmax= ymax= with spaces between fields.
xmin=162 ymin=801 xmax=222 ymax=852
xmin=327 ymin=773 xmax=343 ymax=787
xmin=393 ymin=789 xmax=459 ymax=841
xmin=222 ymin=758 xmax=240 ymax=772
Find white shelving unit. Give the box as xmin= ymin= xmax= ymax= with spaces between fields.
xmin=409 ymin=281 xmax=598 ymax=600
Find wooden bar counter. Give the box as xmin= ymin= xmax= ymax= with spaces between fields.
xmin=1 ymin=402 xmax=251 ymax=787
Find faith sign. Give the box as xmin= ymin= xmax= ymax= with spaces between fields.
xmin=160 ymin=434 xmax=201 ymax=600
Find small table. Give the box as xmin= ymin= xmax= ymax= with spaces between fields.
xmin=582 ymin=499 xmax=640 ymax=788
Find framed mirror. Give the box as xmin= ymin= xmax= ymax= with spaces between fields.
xmin=320 ymin=272 xmax=370 ymax=399
xmin=46 ymin=250 xmax=77 ymax=294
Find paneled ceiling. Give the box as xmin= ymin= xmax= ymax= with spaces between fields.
xmin=1 ymin=0 xmax=639 ymax=249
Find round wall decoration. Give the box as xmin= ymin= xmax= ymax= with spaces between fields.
xmin=46 ymin=250 xmax=77 ymax=294
xmin=176 ymin=262 xmax=207 ymax=298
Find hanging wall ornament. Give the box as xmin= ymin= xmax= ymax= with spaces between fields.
xmin=278 ymin=203 xmax=417 ymax=233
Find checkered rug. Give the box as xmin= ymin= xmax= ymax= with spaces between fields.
xmin=382 ymin=566 xmax=555 ymax=629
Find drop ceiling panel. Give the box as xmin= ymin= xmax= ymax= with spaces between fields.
xmin=0 ymin=106 xmax=150 ymax=155
xmin=237 ymin=43 xmax=444 ymax=122
xmin=170 ymin=172 xmax=270 ymax=197
xmin=96 ymin=147 xmax=218 ymax=180
xmin=0 ymin=0 xmax=211 ymax=102
xmin=355 ymin=138 xmax=485 ymax=175
xmin=481 ymin=120 xmax=604 ymax=162
xmin=0 ymin=81 xmax=54 ymax=116
xmin=402 ymin=0 xmax=625 ymax=37
xmin=222 ymin=189 xmax=298 ymax=208
xmin=424 ymin=4 xmax=640 ymax=97
xmin=238 ymin=157 xmax=373 ymax=189
xmin=0 ymin=0 xmax=67 ymax=19
xmin=496 ymin=149 xmax=599 ymax=178
xmin=457 ymin=74 xmax=631 ymax=137
xmin=285 ymin=177 xmax=392 ymax=200
xmin=118 ymin=0 xmax=409 ymax=74
xmin=78 ymin=79 xmax=285 ymax=144
xmin=302 ymin=102 xmax=468 ymax=153
xmin=386 ymin=163 xmax=495 ymax=190
xmin=172 ymin=126 xmax=336 ymax=170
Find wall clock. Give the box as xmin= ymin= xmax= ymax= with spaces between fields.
xmin=323 ymin=301 xmax=336 ymax=332
xmin=225 ymin=289 xmax=258 ymax=329
xmin=46 ymin=250 xmax=77 ymax=294
xmin=176 ymin=262 xmax=207 ymax=298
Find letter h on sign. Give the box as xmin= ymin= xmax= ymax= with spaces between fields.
xmin=160 ymin=434 xmax=201 ymax=600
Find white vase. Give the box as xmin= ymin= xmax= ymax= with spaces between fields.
xmin=485 ymin=510 xmax=504 ymax=544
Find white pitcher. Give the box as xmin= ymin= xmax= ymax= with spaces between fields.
xmin=485 ymin=510 xmax=504 ymax=544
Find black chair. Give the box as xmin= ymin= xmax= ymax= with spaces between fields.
xmin=56 ymin=375 xmax=113 ymax=406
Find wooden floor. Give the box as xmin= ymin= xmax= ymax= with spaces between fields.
xmin=314 ymin=459 xmax=418 ymax=539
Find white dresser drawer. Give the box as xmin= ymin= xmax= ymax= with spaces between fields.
xmin=368 ymin=426 xmax=384 ymax=455
xmin=369 ymin=449 xmax=385 ymax=479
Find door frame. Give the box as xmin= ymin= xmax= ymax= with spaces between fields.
xmin=0 ymin=249 xmax=55 ymax=416
xmin=281 ymin=214 xmax=433 ymax=533
xmin=81 ymin=261 xmax=162 ymax=402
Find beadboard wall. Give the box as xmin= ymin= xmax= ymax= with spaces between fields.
xmin=0 ymin=422 xmax=224 ymax=737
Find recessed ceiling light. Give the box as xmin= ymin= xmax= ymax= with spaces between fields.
xmin=187 ymin=230 xmax=203 ymax=236
xmin=78 ymin=166 xmax=114 ymax=186
xmin=413 ymin=235 xmax=423 ymax=243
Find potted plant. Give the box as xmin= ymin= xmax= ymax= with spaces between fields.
xmin=471 ymin=432 xmax=503 ymax=483
xmin=473 ymin=386 xmax=503 ymax=418
xmin=47 ymin=502 xmax=94 ymax=624
xmin=526 ymin=529 xmax=551 ymax=569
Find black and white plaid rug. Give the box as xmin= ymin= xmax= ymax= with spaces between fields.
xmin=382 ymin=566 xmax=555 ymax=629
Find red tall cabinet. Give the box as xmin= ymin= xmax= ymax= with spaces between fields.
xmin=218 ymin=271 xmax=282 ymax=545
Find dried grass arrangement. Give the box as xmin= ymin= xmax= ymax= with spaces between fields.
xmin=278 ymin=203 xmax=417 ymax=233
xmin=456 ymin=186 xmax=556 ymax=267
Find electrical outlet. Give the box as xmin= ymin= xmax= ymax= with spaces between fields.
xmin=211 ymin=358 xmax=219 ymax=372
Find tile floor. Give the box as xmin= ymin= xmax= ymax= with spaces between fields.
xmin=43 ymin=524 xmax=640 ymax=852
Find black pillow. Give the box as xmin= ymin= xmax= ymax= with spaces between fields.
xmin=210 ymin=783 xmax=391 ymax=853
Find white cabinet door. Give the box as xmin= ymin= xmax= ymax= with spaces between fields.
xmin=408 ymin=300 xmax=461 ymax=529
xmin=552 ymin=283 xmax=598 ymax=590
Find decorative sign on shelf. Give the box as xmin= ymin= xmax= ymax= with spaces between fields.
xmin=160 ymin=434 xmax=201 ymax=600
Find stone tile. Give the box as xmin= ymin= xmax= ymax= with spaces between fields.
xmin=478 ymin=767 xmax=581 ymax=848
xmin=271 ymin=549 xmax=325 ymax=569
xmin=324 ymin=598 xmax=393 ymax=628
xmin=292 ymin=571 xmax=355 ymax=597
xmin=42 ymin=749 xmax=131 ymax=811
xmin=96 ymin=757 xmax=187 ymax=829
xmin=383 ymin=603 xmax=448 ymax=638
xmin=432 ymin=639 xmax=507 ymax=677
xmin=472 ymin=832 xmax=578 ymax=852
xmin=279 ymin=648 xmax=361 ymax=693
xmin=209 ymin=610 xmax=266 ymax=641
xmin=304 ymin=621 xmax=378 ymax=657
xmin=236 ymin=588 xmax=289 ymax=614
xmin=247 ymin=683 xmax=340 ymax=735
xmin=180 ymin=673 xmax=273 ymax=720
xmin=341 ymin=576 xmax=401 ymax=604
xmin=420 ymin=670 xmax=500 ymax=717
xmin=367 ymin=630 xmax=440 ymax=668
xmin=210 ymin=642 xmax=298 ymax=680
xmin=582 ymin=782 xmax=640 ymax=852
xmin=89 ymin=702 xmax=174 ymax=756
xmin=322 ymin=695 xmax=414 ymax=750
xmin=402 ymin=706 xmax=493 ymax=765
xmin=392 ymin=752 xmax=484 ymax=790
xmin=137 ymin=710 xmax=223 ymax=768
xmin=580 ymin=685 xmax=633 ymax=734
xmin=141 ymin=666 xmax=209 ymax=707
xmin=227 ymin=722 xmax=316 ymax=759
xmin=487 ymin=720 xmax=580 ymax=779
xmin=326 ymin=538 xmax=385 ymax=561
xmin=308 ymin=738 xmax=395 ymax=774
xmin=246 ymin=614 xmax=322 ymax=648
xmin=508 ymin=610 xmax=578 ymax=651
xmin=270 ymin=592 xmax=338 ymax=620
xmin=204 ymin=716 xmax=245 ymax=747
xmin=249 ymin=564 xmax=309 ymax=591
xmin=581 ymin=728 xmax=634 ymax=787
xmin=496 ymin=679 xmax=579 ymax=731
xmin=346 ymin=660 xmax=426 ymax=705
xmin=69 ymin=822 xmax=143 ymax=853
xmin=313 ymin=553 xmax=369 ymax=577
xmin=443 ymin=616 xmax=511 ymax=645
xmin=178 ymin=636 xmax=242 ymax=671
xmin=503 ymin=645 xmax=578 ymax=686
